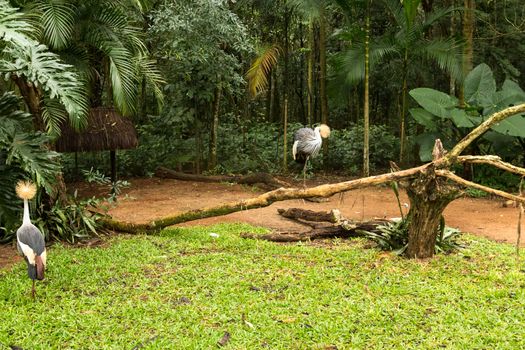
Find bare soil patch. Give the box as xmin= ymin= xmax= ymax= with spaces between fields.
xmin=1 ymin=176 xmax=521 ymax=269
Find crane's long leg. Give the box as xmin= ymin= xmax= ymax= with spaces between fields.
xmin=302 ymin=156 xmax=309 ymax=189
xmin=31 ymin=280 xmax=35 ymax=300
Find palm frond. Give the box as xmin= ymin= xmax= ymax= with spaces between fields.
xmin=35 ymin=1 xmax=75 ymax=50
xmin=41 ymin=97 xmax=68 ymax=137
xmin=422 ymin=38 xmax=463 ymax=82
xmin=105 ymin=46 xmax=138 ymax=115
xmin=333 ymin=38 xmax=398 ymax=85
xmin=1 ymin=43 xmax=89 ymax=132
xmin=246 ymin=45 xmax=280 ymax=98
xmin=136 ymin=56 xmax=165 ymax=110
xmin=0 ymin=0 xmax=35 ymax=46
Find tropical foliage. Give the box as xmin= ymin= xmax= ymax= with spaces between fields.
xmin=410 ymin=63 xmax=525 ymax=162
xmin=2 ymin=0 xmax=525 ymax=242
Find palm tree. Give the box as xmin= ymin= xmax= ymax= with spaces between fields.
xmin=0 ymin=0 xmax=89 ymax=135
xmin=334 ymin=0 xmax=462 ymax=164
xmin=13 ymin=0 xmax=164 ymax=118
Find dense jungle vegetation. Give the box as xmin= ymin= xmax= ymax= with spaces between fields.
xmin=1 ymin=0 xmax=525 ymax=240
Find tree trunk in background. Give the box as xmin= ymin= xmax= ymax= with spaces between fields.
xmin=266 ymin=73 xmax=273 ymax=122
xmin=283 ymin=98 xmax=288 ymax=172
xmin=449 ymin=0 xmax=456 ymax=96
xmin=195 ymin=114 xmax=202 ymax=174
xmin=363 ymin=0 xmax=371 ymax=177
xmin=283 ymin=8 xmax=290 ymax=172
xmin=319 ymin=8 xmax=329 ymax=162
xmin=461 ymin=0 xmax=475 ymax=180
xmin=12 ymin=76 xmax=45 ymax=131
xmin=307 ymin=20 xmax=314 ymax=126
xmin=459 ymin=0 xmax=475 ymax=107
xmin=399 ymin=49 xmax=409 ymax=164
xmin=208 ymin=85 xmax=222 ymax=171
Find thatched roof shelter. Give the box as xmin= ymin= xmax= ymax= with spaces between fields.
xmin=55 ymin=107 xmax=138 ymax=153
xmin=55 ymin=107 xmax=138 ymax=182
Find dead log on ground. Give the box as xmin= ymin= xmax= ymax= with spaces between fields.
xmin=240 ymin=208 xmax=389 ymax=242
xmin=155 ymin=166 xmax=290 ymax=190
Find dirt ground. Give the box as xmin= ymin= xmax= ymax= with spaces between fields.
xmin=1 ymin=176 xmax=522 ymax=269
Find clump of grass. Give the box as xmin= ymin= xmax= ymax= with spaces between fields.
xmin=1 ymin=223 xmax=524 ymax=349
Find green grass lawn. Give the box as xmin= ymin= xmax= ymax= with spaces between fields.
xmin=1 ymin=223 xmax=525 ymax=349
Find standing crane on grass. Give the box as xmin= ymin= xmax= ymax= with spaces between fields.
xmin=292 ymin=124 xmax=331 ymax=187
xmin=16 ymin=181 xmax=47 ymax=299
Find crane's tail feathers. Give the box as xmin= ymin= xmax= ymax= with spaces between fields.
xmin=292 ymin=141 xmax=298 ymax=160
xmin=35 ymin=255 xmax=45 ymax=280
xmin=16 ymin=181 xmax=37 ymax=200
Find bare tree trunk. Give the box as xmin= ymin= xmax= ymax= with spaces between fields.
xmin=363 ymin=0 xmax=371 ymax=177
xmin=399 ymin=49 xmax=409 ymax=164
xmin=283 ymin=98 xmax=288 ymax=172
xmin=459 ymin=0 xmax=475 ymax=106
xmin=405 ymin=166 xmax=461 ymax=258
xmin=319 ymin=8 xmax=329 ymax=162
xmin=12 ymin=76 xmax=45 ymax=131
xmin=208 ymin=85 xmax=222 ymax=171
xmin=307 ymin=21 xmax=314 ymax=126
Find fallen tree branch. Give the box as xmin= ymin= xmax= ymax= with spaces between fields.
xmin=446 ymin=104 xmax=525 ymax=159
xmin=240 ymin=207 xmax=388 ymax=242
xmin=100 ymin=164 xmax=429 ymax=234
xmin=155 ymin=166 xmax=291 ymax=190
xmin=277 ymin=208 xmax=342 ymax=223
xmin=458 ymin=155 xmax=525 ymax=177
xmin=436 ymin=169 xmax=525 ymax=204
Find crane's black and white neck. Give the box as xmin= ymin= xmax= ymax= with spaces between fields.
xmin=15 ymin=181 xmax=47 ymax=299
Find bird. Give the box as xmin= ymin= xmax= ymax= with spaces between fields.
xmin=15 ymin=180 xmax=47 ymax=299
xmin=292 ymin=124 xmax=331 ymax=187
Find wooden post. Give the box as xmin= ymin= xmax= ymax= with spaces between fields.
xmin=110 ymin=150 xmax=117 ymax=184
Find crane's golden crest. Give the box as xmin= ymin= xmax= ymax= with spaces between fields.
xmin=319 ymin=124 xmax=331 ymax=138
xmin=15 ymin=181 xmax=37 ymax=200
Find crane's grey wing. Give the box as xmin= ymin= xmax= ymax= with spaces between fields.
xmin=293 ymin=128 xmax=322 ymax=158
xmin=17 ymin=224 xmax=46 ymax=259
xmin=293 ymin=128 xmax=316 ymax=143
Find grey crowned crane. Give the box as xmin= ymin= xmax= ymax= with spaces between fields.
xmin=16 ymin=181 xmax=47 ymax=299
xmin=292 ymin=124 xmax=331 ymax=186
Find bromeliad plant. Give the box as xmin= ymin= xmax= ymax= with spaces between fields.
xmin=358 ymin=217 xmax=463 ymax=255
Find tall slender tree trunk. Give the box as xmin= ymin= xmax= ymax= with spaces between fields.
xmin=283 ymin=9 xmax=290 ymax=172
xmin=449 ymin=0 xmax=456 ymax=96
xmin=208 ymin=85 xmax=222 ymax=171
xmin=283 ymin=98 xmax=288 ymax=172
xmin=319 ymin=7 xmax=329 ymax=164
xmin=307 ymin=20 xmax=314 ymax=126
xmin=399 ymin=49 xmax=409 ymax=164
xmin=459 ymin=0 xmax=475 ymax=107
xmin=363 ymin=0 xmax=371 ymax=177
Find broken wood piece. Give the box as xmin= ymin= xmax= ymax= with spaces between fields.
xmin=155 ymin=166 xmax=291 ymax=190
xmin=277 ymin=208 xmax=342 ymax=223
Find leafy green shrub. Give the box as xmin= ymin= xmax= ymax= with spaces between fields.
xmin=34 ymin=194 xmax=102 ymax=243
xmin=358 ymin=217 xmax=463 ymax=255
xmin=0 ymin=93 xmax=62 ymax=241
xmin=326 ymin=124 xmax=399 ymax=173
xmin=471 ymin=163 xmax=521 ymax=192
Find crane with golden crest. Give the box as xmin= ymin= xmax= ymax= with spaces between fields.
xmin=15 ymin=181 xmax=47 ymax=299
xmin=292 ymin=124 xmax=331 ymax=187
